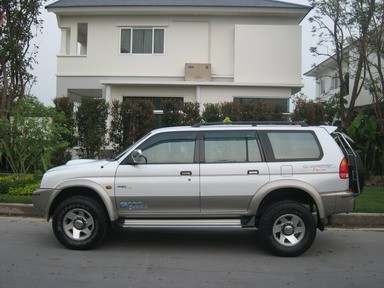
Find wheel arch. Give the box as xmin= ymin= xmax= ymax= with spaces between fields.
xmin=48 ymin=180 xmax=117 ymax=222
xmin=249 ymin=181 xmax=326 ymax=229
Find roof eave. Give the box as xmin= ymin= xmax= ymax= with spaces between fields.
xmin=47 ymin=6 xmax=310 ymax=21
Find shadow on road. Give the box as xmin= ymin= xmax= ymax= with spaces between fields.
xmin=102 ymin=227 xmax=267 ymax=254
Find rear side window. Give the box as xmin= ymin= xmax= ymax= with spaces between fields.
xmin=261 ymin=131 xmax=322 ymax=161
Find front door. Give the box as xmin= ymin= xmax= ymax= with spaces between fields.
xmin=115 ymin=132 xmax=199 ymax=216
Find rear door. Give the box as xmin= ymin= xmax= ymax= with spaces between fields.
xmin=200 ymin=130 xmax=270 ymax=213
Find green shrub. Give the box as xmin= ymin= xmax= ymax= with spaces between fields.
xmin=202 ymin=103 xmax=222 ymax=122
xmin=0 ymin=97 xmax=71 ymax=174
xmin=0 ymin=174 xmax=41 ymax=194
xmin=8 ymin=182 xmax=40 ymax=196
xmin=163 ymin=99 xmax=183 ymax=127
xmin=182 ymin=102 xmax=201 ymax=125
xmin=77 ymin=97 xmax=109 ymax=159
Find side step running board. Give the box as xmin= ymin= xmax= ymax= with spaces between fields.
xmin=121 ymin=219 xmax=242 ymax=228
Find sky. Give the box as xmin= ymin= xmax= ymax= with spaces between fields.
xmin=30 ymin=0 xmax=321 ymax=107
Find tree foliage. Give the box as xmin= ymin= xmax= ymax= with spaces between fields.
xmin=162 ymin=100 xmax=201 ymax=127
xmin=109 ymin=99 xmax=130 ymax=152
xmin=202 ymin=101 xmax=284 ymax=123
xmin=202 ymin=103 xmax=222 ymax=122
xmin=363 ymin=1 xmax=384 ymax=136
xmin=0 ymin=0 xmax=45 ymax=120
xmin=51 ymin=96 xmax=76 ymax=166
xmin=182 ymin=102 xmax=201 ymax=125
xmin=162 ymin=98 xmax=183 ymax=127
xmin=0 ymin=96 xmax=70 ymax=174
xmin=348 ymin=112 xmax=384 ymax=176
xmin=291 ymin=95 xmax=325 ymax=125
xmin=309 ymin=0 xmax=380 ymax=128
xmin=109 ymin=99 xmax=155 ymax=152
xmin=76 ymin=97 xmax=109 ymax=159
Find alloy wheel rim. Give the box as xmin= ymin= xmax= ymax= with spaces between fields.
xmin=272 ymin=213 xmax=306 ymax=247
xmin=63 ymin=208 xmax=95 ymax=241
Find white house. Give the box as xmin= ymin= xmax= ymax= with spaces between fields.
xmin=304 ymin=48 xmax=376 ymax=108
xmin=47 ymin=0 xmax=311 ymax=122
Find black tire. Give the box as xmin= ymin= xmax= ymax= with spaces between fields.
xmin=259 ymin=201 xmax=317 ymax=257
xmin=52 ymin=196 xmax=108 ymax=250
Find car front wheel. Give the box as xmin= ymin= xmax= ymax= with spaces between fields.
xmin=52 ymin=196 xmax=108 ymax=250
xmin=259 ymin=201 xmax=316 ymax=257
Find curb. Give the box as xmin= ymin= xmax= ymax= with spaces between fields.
xmin=330 ymin=213 xmax=384 ymax=228
xmin=1 ymin=203 xmax=384 ymax=227
xmin=0 ymin=203 xmax=44 ymax=218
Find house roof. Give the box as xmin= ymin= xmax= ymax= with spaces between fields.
xmin=47 ymin=0 xmax=310 ymax=10
xmin=304 ymin=57 xmax=337 ymax=78
xmin=47 ymin=0 xmax=311 ymax=23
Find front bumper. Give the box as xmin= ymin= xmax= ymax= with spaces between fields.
xmin=32 ymin=188 xmax=60 ymax=218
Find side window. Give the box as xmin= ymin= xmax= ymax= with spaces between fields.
xmin=77 ymin=23 xmax=88 ymax=55
xmin=204 ymin=131 xmax=262 ymax=163
xmin=263 ymin=131 xmax=322 ymax=161
xmin=136 ymin=132 xmax=196 ymax=164
xmin=120 ymin=27 xmax=165 ymax=54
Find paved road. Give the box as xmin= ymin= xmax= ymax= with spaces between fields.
xmin=1 ymin=217 xmax=383 ymax=288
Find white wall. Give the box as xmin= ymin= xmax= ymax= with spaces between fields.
xmin=234 ymin=25 xmax=301 ymax=85
xmin=56 ymin=15 xmax=302 ymax=86
xmin=110 ymin=85 xmax=197 ymax=103
xmin=108 ymin=84 xmax=292 ymax=108
xmin=57 ymin=15 xmax=210 ymax=77
xmin=199 ymin=86 xmax=292 ymax=106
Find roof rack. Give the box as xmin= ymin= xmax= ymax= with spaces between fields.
xmin=192 ymin=121 xmax=308 ymax=127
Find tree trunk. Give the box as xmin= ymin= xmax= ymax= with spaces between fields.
xmin=0 ymin=59 xmax=9 ymax=120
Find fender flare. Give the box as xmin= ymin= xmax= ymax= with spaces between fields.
xmin=50 ymin=179 xmax=118 ymax=221
xmin=248 ymin=179 xmax=326 ymax=220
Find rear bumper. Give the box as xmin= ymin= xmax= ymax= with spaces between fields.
xmin=321 ymin=190 xmax=355 ymax=217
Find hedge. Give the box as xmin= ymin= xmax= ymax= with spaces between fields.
xmin=0 ymin=174 xmax=41 ymax=195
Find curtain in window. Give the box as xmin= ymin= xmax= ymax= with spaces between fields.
xmin=120 ymin=29 xmax=131 ymax=53
xmin=154 ymin=29 xmax=164 ymax=54
xmin=133 ymin=29 xmax=152 ymax=54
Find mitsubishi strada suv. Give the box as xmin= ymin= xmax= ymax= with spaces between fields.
xmin=33 ymin=122 xmax=363 ymax=256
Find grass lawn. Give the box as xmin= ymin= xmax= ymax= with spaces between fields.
xmin=0 ymin=195 xmax=32 ymax=204
xmin=354 ymin=186 xmax=384 ymax=213
xmin=0 ymin=186 xmax=383 ymax=213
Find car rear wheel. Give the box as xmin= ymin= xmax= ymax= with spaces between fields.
xmin=52 ymin=196 xmax=108 ymax=250
xmin=259 ymin=201 xmax=316 ymax=257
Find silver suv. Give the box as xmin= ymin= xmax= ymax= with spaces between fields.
xmin=33 ymin=122 xmax=363 ymax=256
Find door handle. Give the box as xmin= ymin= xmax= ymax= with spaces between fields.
xmin=180 ymin=171 xmax=192 ymax=176
xmin=247 ymin=170 xmax=259 ymax=175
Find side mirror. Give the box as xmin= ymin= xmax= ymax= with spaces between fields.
xmin=131 ymin=149 xmax=144 ymax=163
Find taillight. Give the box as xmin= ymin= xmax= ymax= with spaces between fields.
xmin=339 ymin=158 xmax=349 ymax=179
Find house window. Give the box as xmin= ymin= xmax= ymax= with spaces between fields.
xmin=77 ymin=23 xmax=88 ymax=55
xmin=120 ymin=28 xmax=165 ymax=54
xmin=319 ymin=79 xmax=325 ymax=94
xmin=331 ymin=73 xmax=340 ymax=90
xmin=60 ymin=28 xmax=71 ymax=55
